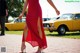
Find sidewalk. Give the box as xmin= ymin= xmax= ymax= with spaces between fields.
xmin=0 ymin=34 xmax=80 ymax=53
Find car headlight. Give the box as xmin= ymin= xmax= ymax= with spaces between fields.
xmin=51 ymin=23 xmax=54 ymax=27
xmin=43 ymin=23 xmax=50 ymax=28
xmin=46 ymin=24 xmax=50 ymax=28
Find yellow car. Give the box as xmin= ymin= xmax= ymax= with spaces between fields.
xmin=5 ymin=17 xmax=26 ymax=31
xmin=4 ymin=17 xmax=50 ymax=31
xmin=43 ymin=13 xmax=80 ymax=35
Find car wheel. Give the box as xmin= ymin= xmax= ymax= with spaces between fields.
xmin=48 ymin=27 xmax=54 ymax=32
xmin=58 ymin=26 xmax=66 ymax=35
xmin=5 ymin=27 xmax=9 ymax=31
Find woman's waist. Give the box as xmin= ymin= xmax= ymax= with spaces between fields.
xmin=27 ymin=9 xmax=42 ymax=16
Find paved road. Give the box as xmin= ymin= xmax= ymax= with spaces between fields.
xmin=0 ymin=34 xmax=80 ymax=53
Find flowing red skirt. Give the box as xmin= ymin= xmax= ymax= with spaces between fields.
xmin=22 ymin=0 xmax=47 ymax=49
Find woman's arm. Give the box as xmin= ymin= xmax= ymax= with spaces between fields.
xmin=19 ymin=0 xmax=28 ymax=19
xmin=47 ymin=0 xmax=60 ymax=15
xmin=6 ymin=9 xmax=8 ymax=16
xmin=5 ymin=0 xmax=8 ymax=16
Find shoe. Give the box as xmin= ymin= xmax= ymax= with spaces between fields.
xmin=1 ymin=33 xmax=5 ymax=35
xmin=19 ymin=52 xmax=27 ymax=53
xmin=36 ymin=47 xmax=44 ymax=53
xmin=36 ymin=49 xmax=42 ymax=53
xmin=21 ymin=42 xmax=26 ymax=52
xmin=36 ymin=51 xmax=44 ymax=53
xmin=0 ymin=34 xmax=5 ymax=36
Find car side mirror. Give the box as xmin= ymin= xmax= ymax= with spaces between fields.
xmin=56 ymin=17 xmax=60 ymax=19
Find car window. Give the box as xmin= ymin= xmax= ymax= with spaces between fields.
xmin=14 ymin=19 xmax=19 ymax=22
xmin=14 ymin=18 xmax=26 ymax=23
xmin=50 ymin=17 xmax=58 ymax=20
xmin=22 ymin=18 xmax=26 ymax=22
xmin=43 ymin=18 xmax=51 ymax=21
xmin=14 ymin=19 xmax=22 ymax=22
xmin=60 ymin=14 xmax=74 ymax=19
xmin=75 ymin=14 xmax=80 ymax=19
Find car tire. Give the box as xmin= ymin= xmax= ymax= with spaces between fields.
xmin=48 ymin=28 xmax=53 ymax=32
xmin=58 ymin=26 xmax=66 ymax=35
xmin=5 ymin=27 xmax=9 ymax=31
xmin=48 ymin=26 xmax=54 ymax=32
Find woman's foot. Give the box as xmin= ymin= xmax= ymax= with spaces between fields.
xmin=36 ymin=50 xmax=41 ymax=53
xmin=19 ymin=52 xmax=26 ymax=53
xmin=21 ymin=42 xmax=26 ymax=52
xmin=36 ymin=47 xmax=43 ymax=53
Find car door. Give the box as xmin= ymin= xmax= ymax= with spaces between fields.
xmin=11 ymin=18 xmax=25 ymax=30
xmin=72 ymin=14 xmax=80 ymax=30
xmin=12 ymin=22 xmax=25 ymax=30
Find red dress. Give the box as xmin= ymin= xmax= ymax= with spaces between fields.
xmin=22 ymin=0 xmax=47 ymax=49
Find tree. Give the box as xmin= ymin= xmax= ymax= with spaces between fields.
xmin=6 ymin=0 xmax=24 ymax=22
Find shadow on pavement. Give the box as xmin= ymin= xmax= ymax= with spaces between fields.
xmin=46 ymin=32 xmax=80 ymax=36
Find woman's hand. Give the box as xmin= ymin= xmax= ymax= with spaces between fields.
xmin=19 ymin=13 xmax=23 ymax=19
xmin=47 ymin=0 xmax=60 ymax=15
xmin=56 ymin=10 xmax=60 ymax=15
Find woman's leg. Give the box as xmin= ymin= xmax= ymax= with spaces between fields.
xmin=21 ymin=24 xmax=28 ymax=52
xmin=36 ymin=17 xmax=43 ymax=53
xmin=37 ymin=18 xmax=42 ymax=39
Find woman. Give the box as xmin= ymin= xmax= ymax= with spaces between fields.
xmin=19 ymin=0 xmax=60 ymax=53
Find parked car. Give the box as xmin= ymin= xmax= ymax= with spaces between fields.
xmin=4 ymin=17 xmax=26 ymax=31
xmin=43 ymin=13 xmax=80 ymax=35
xmin=3 ymin=17 xmax=50 ymax=31
xmin=43 ymin=17 xmax=60 ymax=30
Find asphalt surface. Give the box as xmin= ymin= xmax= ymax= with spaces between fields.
xmin=0 ymin=34 xmax=80 ymax=53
